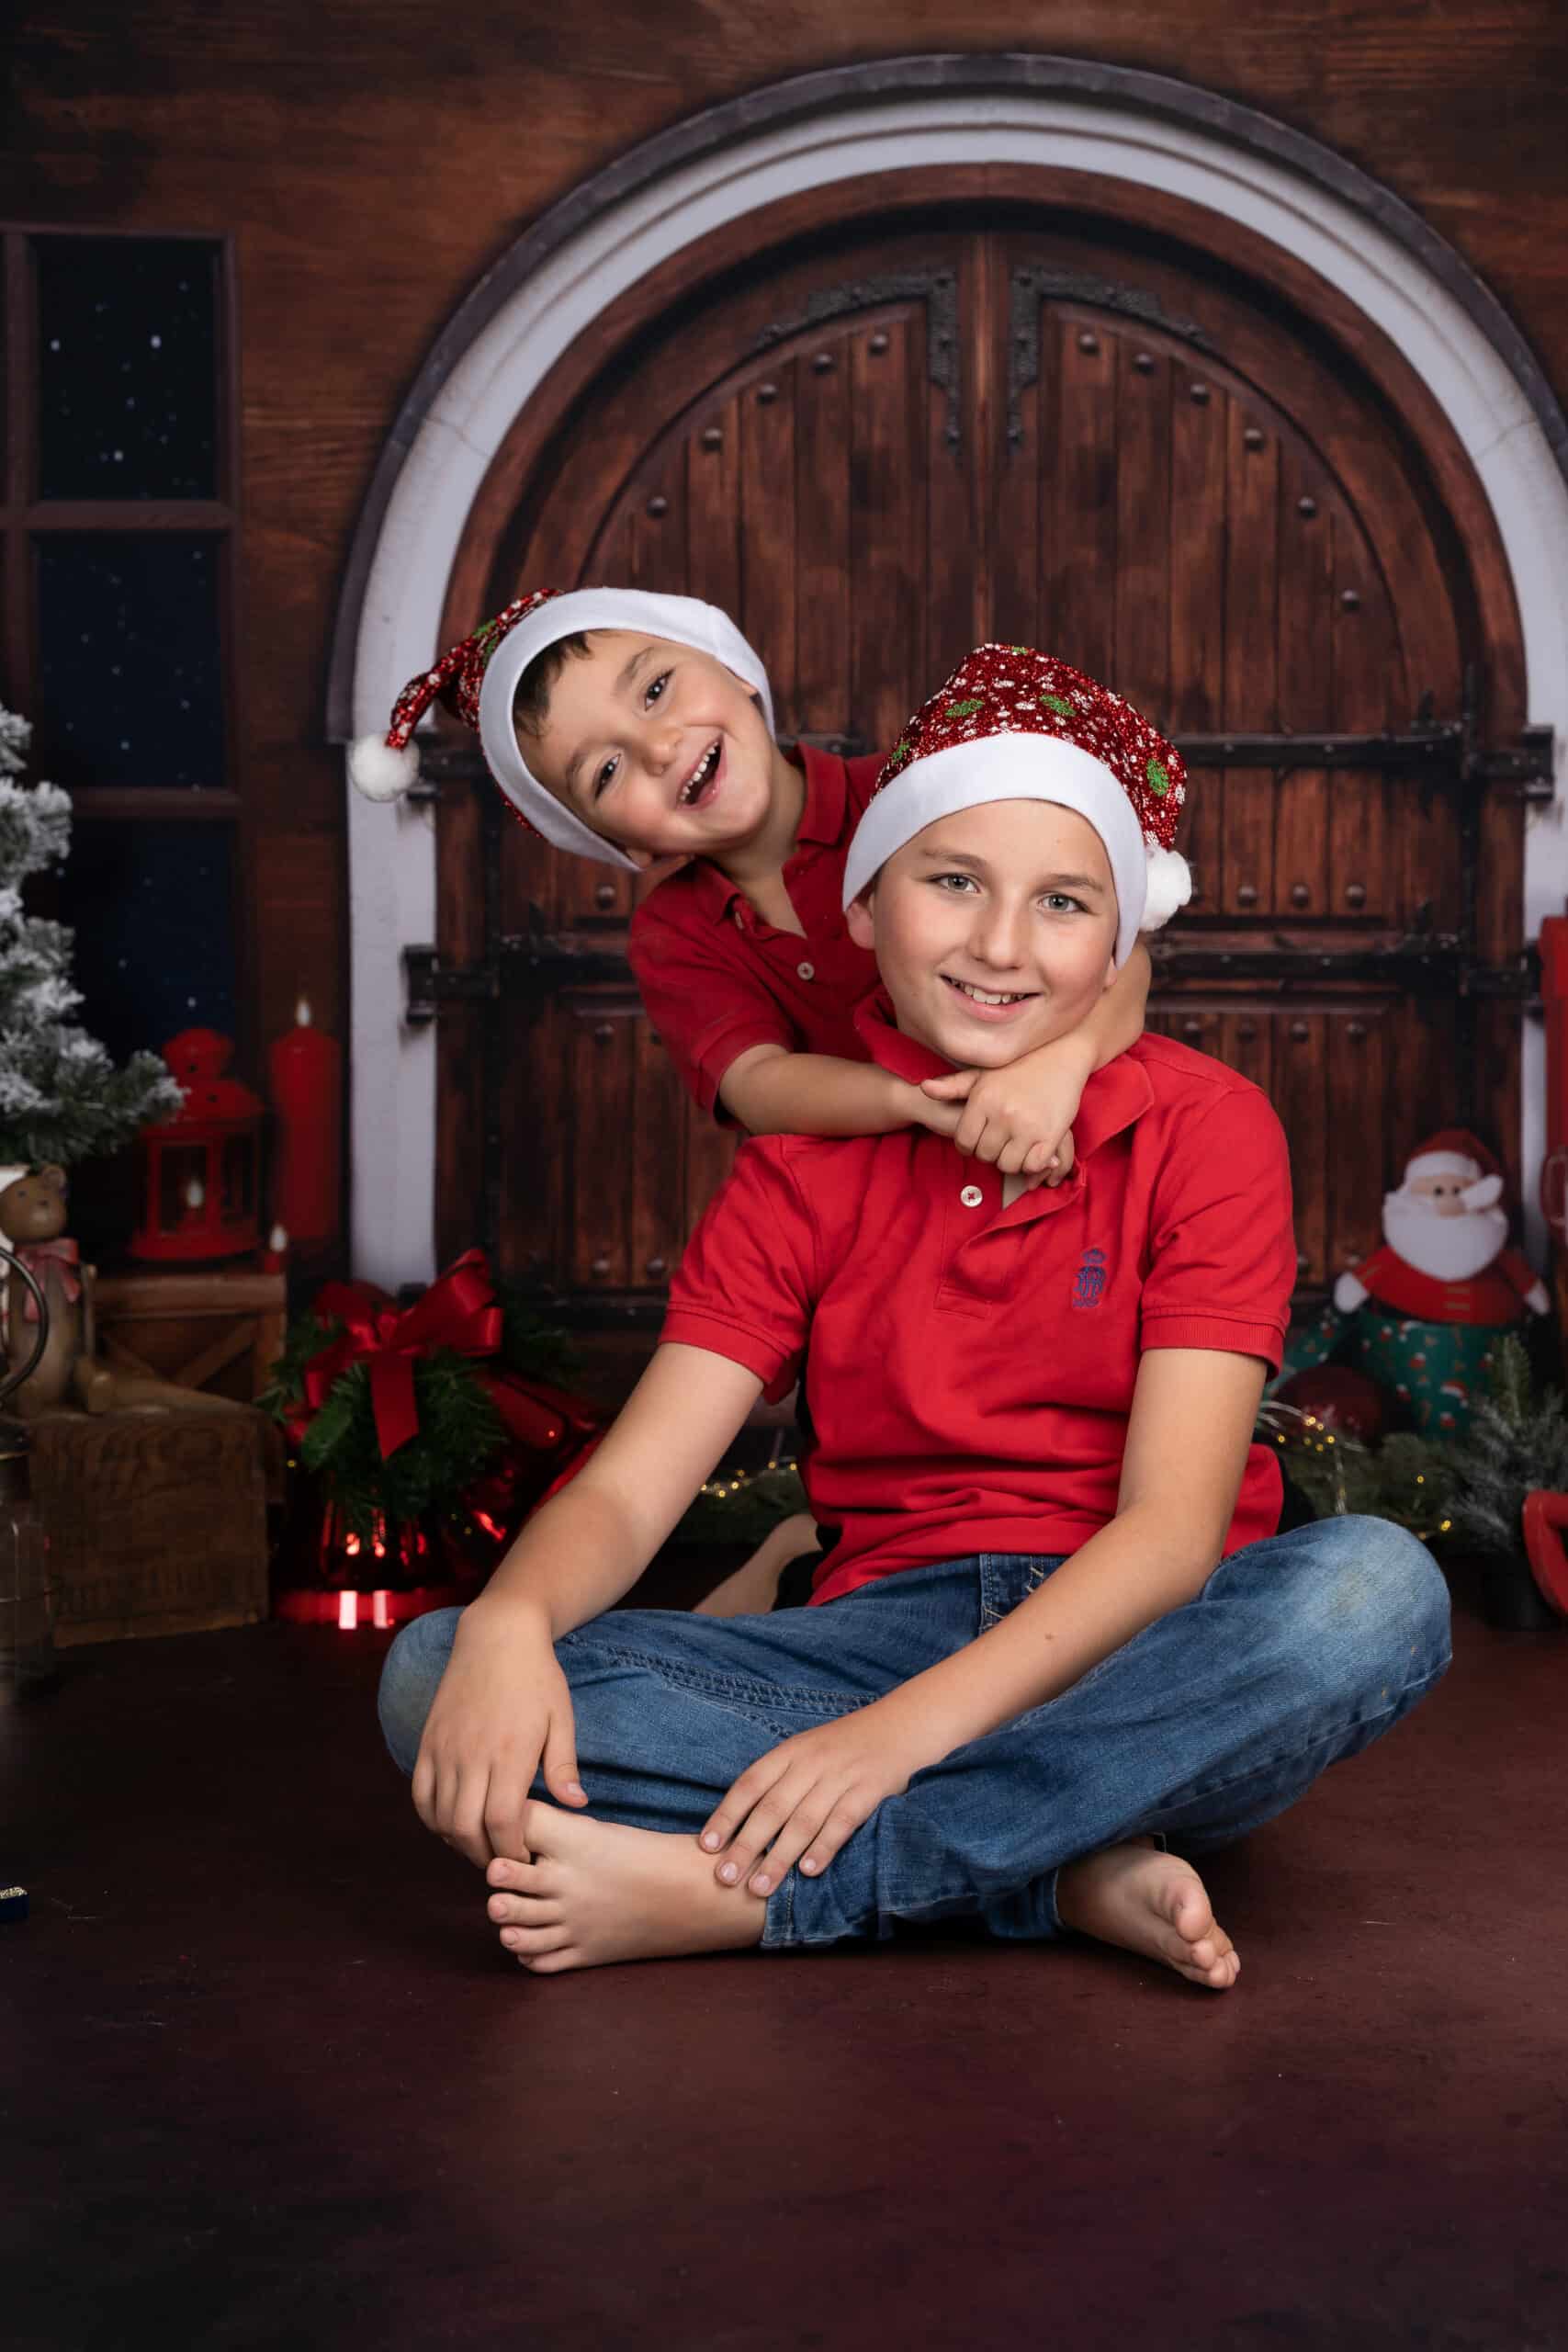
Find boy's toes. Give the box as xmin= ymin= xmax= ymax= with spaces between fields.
xmin=500 ymin=1923 xmax=573 ymax=1961
xmin=488 ymin=1889 xmax=563 ymax=1927
xmin=487 ymin=1853 xmax=554 ymax=1897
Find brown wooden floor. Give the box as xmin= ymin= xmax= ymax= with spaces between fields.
xmin=6 ymin=1558 xmax=1567 ymax=2352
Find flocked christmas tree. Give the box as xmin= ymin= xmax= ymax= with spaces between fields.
xmin=0 ymin=705 xmax=182 ymax=1166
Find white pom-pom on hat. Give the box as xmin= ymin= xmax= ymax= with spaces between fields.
xmin=1142 ymin=842 xmax=1192 ymax=933
xmin=349 ymin=733 xmax=421 ymax=802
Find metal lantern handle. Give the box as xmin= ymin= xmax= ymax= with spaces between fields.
xmin=0 ymin=1243 xmax=51 ymax=1409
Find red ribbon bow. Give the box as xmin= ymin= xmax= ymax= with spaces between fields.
xmin=302 ymin=1247 xmax=502 ymax=1459
xmin=15 ymin=1237 xmax=83 ymax=1322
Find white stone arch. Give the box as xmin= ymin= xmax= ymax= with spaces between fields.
xmin=335 ymin=61 xmax=1568 ymax=1288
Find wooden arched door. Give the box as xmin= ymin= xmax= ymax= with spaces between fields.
xmin=422 ymin=188 xmax=1537 ymax=1342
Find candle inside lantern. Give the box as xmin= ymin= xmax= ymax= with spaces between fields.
xmin=267 ymin=998 xmax=342 ymax=1247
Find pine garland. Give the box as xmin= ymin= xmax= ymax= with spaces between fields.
xmin=1263 ymin=1403 xmax=1457 ymax=1539
xmin=1445 ymin=1332 xmax=1568 ymax=1559
xmin=0 ymin=706 xmax=183 ymax=1165
xmin=674 ymin=1461 xmax=808 ymax=1544
xmin=261 ymin=1292 xmax=581 ymax=1545
xmin=298 ymin=1352 xmax=505 ymax=1544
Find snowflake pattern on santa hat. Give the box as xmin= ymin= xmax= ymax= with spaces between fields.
xmin=874 ymin=644 xmax=1187 ymax=854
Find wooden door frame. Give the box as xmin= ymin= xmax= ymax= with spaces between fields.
xmin=330 ymin=59 xmax=1568 ymax=1289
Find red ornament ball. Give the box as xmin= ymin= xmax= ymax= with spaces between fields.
xmin=1275 ymin=1367 xmax=1388 ymax=1443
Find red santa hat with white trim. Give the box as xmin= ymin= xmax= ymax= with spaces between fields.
xmin=349 ymin=586 xmax=773 ymax=870
xmin=840 ymin=644 xmax=1191 ymax=967
xmin=1400 ymin=1128 xmax=1506 ymax=1210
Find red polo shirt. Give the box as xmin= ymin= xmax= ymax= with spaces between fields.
xmin=661 ymin=994 xmax=1296 ymax=1605
xmin=627 ymin=743 xmax=884 ymax=1114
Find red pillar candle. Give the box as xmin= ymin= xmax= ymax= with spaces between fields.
xmin=267 ymin=999 xmax=342 ymax=1247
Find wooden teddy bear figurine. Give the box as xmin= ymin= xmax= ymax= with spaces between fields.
xmin=0 ymin=1166 xmax=245 ymax=1418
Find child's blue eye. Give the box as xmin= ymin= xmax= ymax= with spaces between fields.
xmin=931 ymin=872 xmax=979 ymax=893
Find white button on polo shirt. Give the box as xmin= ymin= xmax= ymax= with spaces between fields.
xmin=960 ymin=1184 xmax=984 ymax=1207
xmin=796 ymin=960 xmax=815 ymax=981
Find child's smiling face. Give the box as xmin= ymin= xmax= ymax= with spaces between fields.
xmin=519 ymin=631 xmax=779 ymax=866
xmin=846 ymin=799 xmax=1120 ymax=1066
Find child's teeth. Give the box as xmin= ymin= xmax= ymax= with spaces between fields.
xmin=684 ymin=742 xmax=717 ymax=800
xmin=955 ymin=981 xmax=1020 ymax=1005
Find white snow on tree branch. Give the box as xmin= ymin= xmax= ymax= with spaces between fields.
xmin=0 ymin=704 xmax=184 ymax=1166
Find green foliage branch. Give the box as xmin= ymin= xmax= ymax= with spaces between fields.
xmin=260 ymin=1286 xmax=579 ymax=1543
xmin=0 ymin=707 xmax=182 ymax=1165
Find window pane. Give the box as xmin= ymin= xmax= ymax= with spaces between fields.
xmin=36 ymin=534 xmax=225 ymax=786
xmin=60 ymin=820 xmax=237 ymax=1068
xmin=35 ymin=235 xmax=220 ymax=501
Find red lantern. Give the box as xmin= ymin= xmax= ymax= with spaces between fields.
xmin=130 ymin=1030 xmax=263 ymax=1262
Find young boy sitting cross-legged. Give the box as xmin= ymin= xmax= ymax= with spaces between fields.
xmin=378 ymin=648 xmax=1450 ymax=1986
xmin=356 ymin=588 xmax=1154 ymax=1611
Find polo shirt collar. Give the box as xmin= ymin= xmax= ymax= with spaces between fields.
xmin=691 ymin=743 xmax=847 ymax=926
xmin=853 ymin=988 xmax=1156 ymax=1162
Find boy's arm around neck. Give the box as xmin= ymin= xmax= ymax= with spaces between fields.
xmin=720 ymin=1042 xmax=959 ymax=1140
xmin=915 ymin=943 xmax=1152 ymax=1178
xmin=1087 ymin=938 xmax=1151 ymax=1069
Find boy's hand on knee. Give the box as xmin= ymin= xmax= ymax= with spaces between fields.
xmin=697 ymin=1707 xmax=932 ymax=1898
xmin=411 ymin=1598 xmax=588 ymax=1869
xmin=919 ymin=1067 xmax=1075 ymax=1186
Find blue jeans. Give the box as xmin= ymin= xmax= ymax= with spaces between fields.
xmin=378 ymin=1515 xmax=1450 ymax=1951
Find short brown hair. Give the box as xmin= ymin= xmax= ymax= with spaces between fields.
xmin=512 ymin=631 xmax=592 ymax=738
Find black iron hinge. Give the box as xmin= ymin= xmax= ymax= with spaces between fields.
xmin=403 ymin=931 xmax=633 ymax=1023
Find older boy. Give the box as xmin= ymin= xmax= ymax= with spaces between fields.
xmin=378 ymin=649 xmax=1450 ymax=1988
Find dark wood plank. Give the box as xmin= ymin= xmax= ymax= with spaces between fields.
xmin=1272 ymin=441 xmax=1334 ymax=919
xmin=1049 ymin=311 xmax=1117 ymax=682
xmin=683 ymin=389 xmax=742 ymax=630
xmin=1325 ymin=1003 xmax=1390 ymax=1277
xmin=1271 ymin=1010 xmax=1329 ymax=1287
xmin=1328 ymin=505 xmax=1402 ymax=926
xmin=793 ymin=331 xmax=852 ymax=735
xmin=1220 ymin=393 xmax=1279 ymax=920
xmin=850 ymin=315 xmax=917 ymax=753
xmin=629 ymin=1012 xmax=687 ymax=1292
xmin=739 ymin=362 xmax=798 ymax=730
xmin=1168 ymin=353 xmax=1227 ymax=914
xmin=1112 ymin=327 xmax=1172 ymax=714
xmin=567 ymin=998 xmax=638 ymax=1292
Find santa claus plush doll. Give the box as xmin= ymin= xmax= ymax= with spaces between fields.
xmin=1335 ymin=1131 xmax=1549 ymax=1323
xmin=1329 ymin=1130 xmax=1548 ymax=1435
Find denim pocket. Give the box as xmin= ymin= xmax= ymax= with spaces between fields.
xmin=977 ymin=1554 xmax=1064 ymax=1631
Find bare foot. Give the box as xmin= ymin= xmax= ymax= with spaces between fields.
xmin=694 ymin=1511 xmax=819 ymax=1617
xmin=486 ymin=1800 xmax=767 ymax=1973
xmin=1055 ymin=1839 xmax=1241 ymax=1991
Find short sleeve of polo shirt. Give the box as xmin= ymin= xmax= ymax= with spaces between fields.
xmin=628 ymin=890 xmax=795 ymax=1115
xmin=660 ymin=1139 xmax=819 ymax=1396
xmin=1139 ymin=1086 xmax=1296 ymax=1369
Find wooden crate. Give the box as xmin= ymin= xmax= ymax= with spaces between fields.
xmin=32 ymin=1408 xmax=279 ymax=1645
xmin=91 ymin=1263 xmax=288 ymax=1406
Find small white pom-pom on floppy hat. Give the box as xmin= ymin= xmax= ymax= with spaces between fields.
xmin=349 ymin=586 xmax=773 ymax=870
xmin=841 ymin=644 xmax=1191 ymax=968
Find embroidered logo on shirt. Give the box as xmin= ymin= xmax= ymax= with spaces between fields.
xmin=1071 ymin=1247 xmax=1108 ymax=1309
